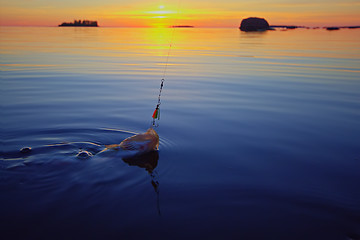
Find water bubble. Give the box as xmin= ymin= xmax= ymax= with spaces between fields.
xmin=20 ymin=147 xmax=32 ymax=154
xmin=76 ymin=150 xmax=93 ymax=159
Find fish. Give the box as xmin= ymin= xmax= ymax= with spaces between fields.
xmin=13 ymin=128 xmax=159 ymax=160
xmin=104 ymin=128 xmax=159 ymax=154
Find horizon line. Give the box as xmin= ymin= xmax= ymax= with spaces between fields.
xmin=1 ymin=24 xmax=360 ymax=28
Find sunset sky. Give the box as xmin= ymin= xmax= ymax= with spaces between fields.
xmin=0 ymin=0 xmax=359 ymax=27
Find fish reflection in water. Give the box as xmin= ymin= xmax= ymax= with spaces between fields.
xmin=123 ymin=151 xmax=161 ymax=215
xmin=98 ymin=128 xmax=161 ymax=214
xmin=87 ymin=129 xmax=162 ymax=216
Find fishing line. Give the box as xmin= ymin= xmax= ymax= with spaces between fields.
xmin=151 ymin=0 xmax=182 ymax=127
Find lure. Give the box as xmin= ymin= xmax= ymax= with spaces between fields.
xmin=152 ymin=107 xmax=160 ymax=120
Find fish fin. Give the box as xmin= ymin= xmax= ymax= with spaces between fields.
xmin=105 ymin=144 xmax=120 ymax=150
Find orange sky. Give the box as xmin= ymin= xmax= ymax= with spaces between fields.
xmin=0 ymin=0 xmax=359 ymax=27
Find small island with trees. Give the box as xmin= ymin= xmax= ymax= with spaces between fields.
xmin=59 ymin=20 xmax=98 ymax=27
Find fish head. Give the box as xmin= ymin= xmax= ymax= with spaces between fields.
xmin=119 ymin=128 xmax=159 ymax=152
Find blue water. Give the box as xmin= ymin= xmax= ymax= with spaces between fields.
xmin=1 ymin=27 xmax=360 ymax=240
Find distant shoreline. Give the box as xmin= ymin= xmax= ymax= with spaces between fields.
xmin=171 ymin=25 xmax=194 ymax=28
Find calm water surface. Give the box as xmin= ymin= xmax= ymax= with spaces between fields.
xmin=1 ymin=27 xmax=360 ymax=239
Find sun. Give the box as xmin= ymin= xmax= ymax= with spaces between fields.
xmin=144 ymin=4 xmax=178 ymax=27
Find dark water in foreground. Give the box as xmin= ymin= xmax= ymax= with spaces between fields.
xmin=1 ymin=27 xmax=360 ymax=239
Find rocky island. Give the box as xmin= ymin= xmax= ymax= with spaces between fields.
xmin=59 ymin=20 xmax=98 ymax=27
xmin=239 ymin=17 xmax=270 ymax=32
